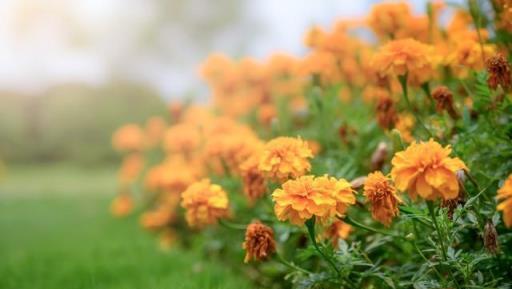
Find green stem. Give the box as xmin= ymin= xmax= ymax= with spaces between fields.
xmin=275 ymin=253 xmax=311 ymax=274
xmin=305 ymin=217 xmax=341 ymax=276
xmin=427 ymin=202 xmax=447 ymax=261
xmin=343 ymin=216 xmax=404 ymax=239
xmin=219 ymin=219 xmax=247 ymax=230
xmin=398 ymin=74 xmax=433 ymax=138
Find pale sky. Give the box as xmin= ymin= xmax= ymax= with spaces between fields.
xmin=0 ymin=0 xmax=462 ymax=99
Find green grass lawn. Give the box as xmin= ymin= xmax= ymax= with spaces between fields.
xmin=0 ymin=164 xmax=253 ymax=289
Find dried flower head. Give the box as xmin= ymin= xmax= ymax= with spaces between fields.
xmin=181 ymin=179 xmax=230 ymax=228
xmin=391 ymin=139 xmax=468 ymax=201
xmin=364 ymin=171 xmax=402 ymax=226
xmin=240 ymin=155 xmax=267 ymax=205
xmin=432 ymin=86 xmax=459 ymax=119
xmin=484 ymin=221 xmax=499 ymax=254
xmin=272 ymin=175 xmax=356 ymax=225
xmin=486 ymin=53 xmax=511 ymax=90
xmin=371 ymin=142 xmax=388 ymax=171
xmin=497 ymin=174 xmax=512 ymax=228
xmin=258 ymin=137 xmax=313 ymax=182
xmin=242 ymin=221 xmax=276 ymax=263
xmin=376 ymin=94 xmax=398 ymax=130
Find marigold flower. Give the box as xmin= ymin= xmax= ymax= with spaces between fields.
xmin=272 ymin=175 xmax=356 ymax=225
xmin=368 ymin=2 xmax=412 ymax=40
xmin=395 ymin=113 xmax=415 ymax=143
xmin=447 ymin=39 xmax=495 ymax=78
xmin=140 ymin=207 xmax=176 ymax=231
xmin=364 ymin=171 xmax=402 ymax=226
xmin=242 ymin=221 xmax=276 ymax=263
xmin=110 ymin=193 xmax=134 ymax=217
xmin=391 ymin=139 xmax=468 ymax=200
xmin=112 ymin=124 xmax=145 ymax=152
xmin=118 ymin=153 xmax=144 ymax=185
xmin=163 ymin=123 xmax=201 ymax=155
xmin=371 ymin=38 xmax=437 ymax=86
xmin=144 ymin=116 xmax=166 ymax=148
xmin=497 ymin=174 xmax=512 ymax=228
xmin=240 ymin=155 xmax=267 ymax=205
xmin=486 ymin=53 xmax=511 ymax=91
xmin=258 ymin=137 xmax=313 ymax=182
xmin=323 ymin=220 xmax=352 ymax=247
xmin=181 ymin=179 xmax=230 ymax=228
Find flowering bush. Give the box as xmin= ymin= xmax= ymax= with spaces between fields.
xmin=111 ymin=1 xmax=512 ymax=288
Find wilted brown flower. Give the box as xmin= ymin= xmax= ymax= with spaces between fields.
xmin=486 ymin=53 xmax=511 ymax=90
xmin=484 ymin=221 xmax=499 ymax=254
xmin=242 ymin=221 xmax=276 ymax=263
xmin=239 ymin=155 xmax=267 ymax=205
xmin=371 ymin=142 xmax=388 ymax=171
xmin=376 ymin=95 xmax=398 ymax=130
xmin=432 ymin=86 xmax=459 ymax=120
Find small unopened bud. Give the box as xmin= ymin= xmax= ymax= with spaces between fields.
xmin=350 ymin=176 xmax=367 ymax=190
xmin=371 ymin=142 xmax=388 ymax=171
xmin=486 ymin=53 xmax=511 ymax=91
xmin=432 ymin=86 xmax=459 ymax=120
xmin=484 ymin=221 xmax=499 ymax=254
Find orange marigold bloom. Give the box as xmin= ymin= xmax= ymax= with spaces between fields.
xmin=181 ymin=179 xmax=230 ymax=228
xmin=258 ymin=137 xmax=313 ymax=182
xmin=391 ymin=139 xmax=468 ymax=201
xmin=242 ymin=221 xmax=276 ymax=263
xmin=395 ymin=113 xmax=415 ymax=143
xmin=112 ymin=124 xmax=145 ymax=152
xmin=144 ymin=116 xmax=166 ymax=148
xmin=371 ymin=38 xmax=437 ymax=86
xmin=140 ymin=207 xmax=176 ymax=231
xmin=364 ymin=171 xmax=402 ymax=226
xmin=272 ymin=175 xmax=356 ymax=225
xmin=118 ymin=153 xmax=144 ymax=185
xmin=368 ymin=2 xmax=412 ymax=40
xmin=447 ymin=39 xmax=495 ymax=78
xmin=163 ymin=123 xmax=201 ymax=155
xmin=110 ymin=194 xmax=134 ymax=217
xmin=324 ymin=220 xmax=352 ymax=247
xmin=497 ymin=174 xmax=512 ymax=228
xmin=240 ymin=155 xmax=267 ymax=205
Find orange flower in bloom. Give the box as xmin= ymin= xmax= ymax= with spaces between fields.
xmin=110 ymin=194 xmax=134 ymax=217
xmin=112 ymin=124 xmax=145 ymax=152
xmin=364 ymin=171 xmax=402 ymax=226
xmin=181 ymin=179 xmax=230 ymax=228
xmin=258 ymin=137 xmax=313 ymax=182
xmin=395 ymin=113 xmax=415 ymax=143
xmin=272 ymin=175 xmax=356 ymax=225
xmin=240 ymin=155 xmax=267 ymax=205
xmin=140 ymin=207 xmax=176 ymax=231
xmin=144 ymin=116 xmax=166 ymax=148
xmin=163 ymin=123 xmax=201 ymax=155
xmin=242 ymin=221 xmax=276 ymax=263
xmin=497 ymin=175 xmax=512 ymax=228
xmin=391 ymin=139 xmax=468 ymax=201
xmin=368 ymin=2 xmax=412 ymax=40
xmin=303 ymin=25 xmax=326 ymax=48
xmin=324 ymin=220 xmax=352 ymax=247
xmin=118 ymin=153 xmax=144 ymax=185
xmin=299 ymin=51 xmax=342 ymax=85
xmin=447 ymin=39 xmax=495 ymax=78
xmin=371 ymin=38 xmax=437 ymax=86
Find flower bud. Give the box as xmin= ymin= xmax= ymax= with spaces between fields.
xmin=484 ymin=221 xmax=499 ymax=254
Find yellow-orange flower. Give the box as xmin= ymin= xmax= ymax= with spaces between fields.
xmin=140 ymin=207 xmax=176 ymax=231
xmin=258 ymin=137 xmax=313 ymax=182
xmin=391 ymin=139 xmax=468 ymax=200
xmin=118 ymin=153 xmax=144 ymax=186
xmin=497 ymin=174 xmax=512 ymax=228
xmin=368 ymin=2 xmax=412 ymax=40
xmin=394 ymin=113 xmax=415 ymax=143
xmin=324 ymin=220 xmax=352 ymax=247
xmin=163 ymin=123 xmax=201 ymax=155
xmin=242 ymin=221 xmax=276 ymax=263
xmin=110 ymin=194 xmax=134 ymax=217
xmin=112 ymin=124 xmax=145 ymax=152
xmin=364 ymin=171 xmax=402 ymax=226
xmin=240 ymin=155 xmax=267 ymax=205
xmin=144 ymin=116 xmax=166 ymax=148
xmin=272 ymin=175 xmax=356 ymax=225
xmin=371 ymin=38 xmax=437 ymax=85
xmin=181 ymin=179 xmax=230 ymax=228
xmin=447 ymin=39 xmax=495 ymax=78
